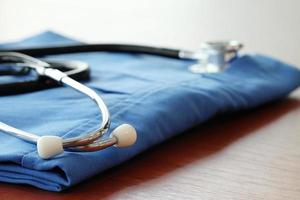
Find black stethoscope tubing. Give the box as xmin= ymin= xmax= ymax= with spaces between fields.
xmin=0 ymin=42 xmax=242 ymax=95
xmin=0 ymin=44 xmax=181 ymax=58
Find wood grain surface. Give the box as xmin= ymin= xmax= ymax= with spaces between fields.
xmin=0 ymin=89 xmax=299 ymax=200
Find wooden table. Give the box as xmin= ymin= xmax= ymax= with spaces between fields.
xmin=0 ymin=89 xmax=299 ymax=200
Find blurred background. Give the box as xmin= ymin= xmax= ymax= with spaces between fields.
xmin=0 ymin=0 xmax=299 ymax=66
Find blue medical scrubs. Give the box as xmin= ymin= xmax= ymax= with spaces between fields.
xmin=0 ymin=31 xmax=299 ymax=191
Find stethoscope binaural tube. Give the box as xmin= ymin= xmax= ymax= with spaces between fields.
xmin=0 ymin=52 xmax=137 ymax=159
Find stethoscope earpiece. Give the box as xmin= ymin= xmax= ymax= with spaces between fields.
xmin=37 ymin=136 xmax=64 ymax=159
xmin=111 ymin=124 xmax=137 ymax=148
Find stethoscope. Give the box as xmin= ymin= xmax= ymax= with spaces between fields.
xmin=0 ymin=40 xmax=242 ymax=159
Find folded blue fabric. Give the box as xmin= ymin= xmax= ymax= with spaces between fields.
xmin=0 ymin=31 xmax=299 ymax=191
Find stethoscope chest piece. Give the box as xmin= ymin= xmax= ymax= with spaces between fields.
xmin=187 ymin=40 xmax=243 ymax=73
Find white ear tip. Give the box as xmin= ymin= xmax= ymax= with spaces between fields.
xmin=111 ymin=124 xmax=137 ymax=147
xmin=37 ymin=136 xmax=64 ymax=159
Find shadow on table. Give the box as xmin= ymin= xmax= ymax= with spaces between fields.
xmin=1 ymin=96 xmax=300 ymax=199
